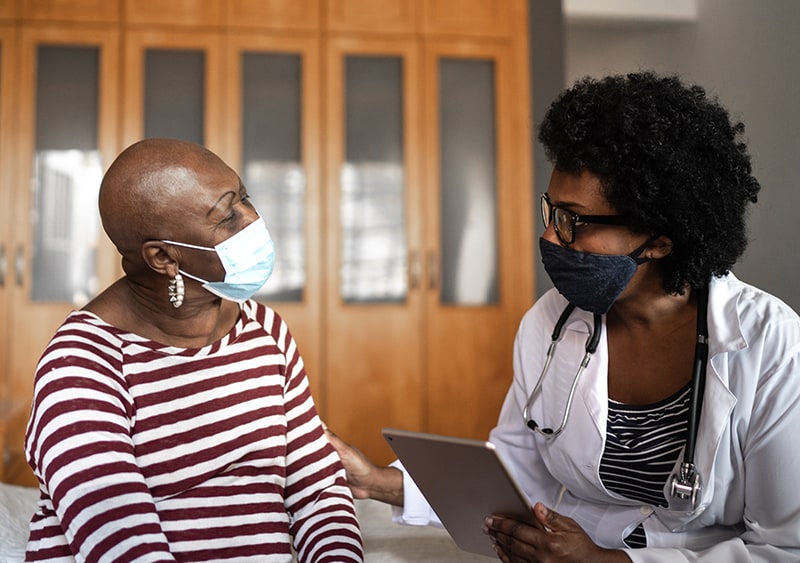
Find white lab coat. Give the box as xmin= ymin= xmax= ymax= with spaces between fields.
xmin=395 ymin=274 xmax=800 ymax=561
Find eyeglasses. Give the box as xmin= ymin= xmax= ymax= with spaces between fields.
xmin=541 ymin=193 xmax=626 ymax=245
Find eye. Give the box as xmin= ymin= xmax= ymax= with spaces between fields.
xmin=240 ymin=192 xmax=255 ymax=208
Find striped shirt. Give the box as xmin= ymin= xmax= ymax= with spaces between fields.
xmin=599 ymin=383 xmax=691 ymax=548
xmin=25 ymin=301 xmax=363 ymax=562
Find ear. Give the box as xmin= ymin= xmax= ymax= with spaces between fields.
xmin=142 ymin=241 xmax=180 ymax=277
xmin=645 ymin=235 xmax=673 ymax=260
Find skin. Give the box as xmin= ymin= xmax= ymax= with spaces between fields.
xmin=328 ymin=168 xmax=699 ymax=562
xmin=85 ymin=138 xmax=258 ymax=348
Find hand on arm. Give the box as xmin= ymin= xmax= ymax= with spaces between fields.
xmin=484 ymin=502 xmax=632 ymax=563
xmin=325 ymin=426 xmax=405 ymax=506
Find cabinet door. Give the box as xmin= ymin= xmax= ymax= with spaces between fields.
xmin=422 ymin=0 xmax=511 ymax=38
xmin=326 ymin=0 xmax=420 ymax=34
xmin=9 ymin=26 xmax=120 ymax=403
xmin=21 ymin=0 xmax=120 ymax=23
xmin=124 ymin=0 xmax=222 ymax=27
xmin=0 ymin=25 xmax=15 ymax=401
xmin=223 ymin=33 xmax=324 ymax=400
xmin=423 ymin=40 xmax=533 ymax=440
xmin=325 ymin=37 xmax=425 ymax=463
xmin=122 ymin=29 xmax=224 ymax=152
xmin=0 ymin=0 xmax=16 ymax=19
xmin=225 ymin=0 xmax=321 ymax=31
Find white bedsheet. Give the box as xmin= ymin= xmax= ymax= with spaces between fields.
xmin=0 ymin=483 xmax=38 ymax=563
xmin=0 ymin=483 xmax=492 ymax=562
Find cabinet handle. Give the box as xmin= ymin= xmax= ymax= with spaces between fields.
xmin=0 ymin=245 xmax=5 ymax=287
xmin=428 ymin=250 xmax=438 ymax=290
xmin=409 ymin=250 xmax=421 ymax=290
xmin=15 ymin=245 xmax=24 ymax=287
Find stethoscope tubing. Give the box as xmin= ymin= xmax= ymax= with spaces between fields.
xmin=522 ymin=305 xmax=601 ymax=436
xmin=523 ymin=286 xmax=710 ymax=510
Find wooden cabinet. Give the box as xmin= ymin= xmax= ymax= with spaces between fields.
xmin=0 ymin=0 xmax=533 ymax=480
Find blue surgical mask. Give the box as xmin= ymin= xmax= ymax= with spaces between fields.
xmin=539 ymin=238 xmax=650 ymax=315
xmin=163 ymin=216 xmax=275 ymax=303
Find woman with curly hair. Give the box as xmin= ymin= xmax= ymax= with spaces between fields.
xmin=328 ymin=71 xmax=800 ymax=561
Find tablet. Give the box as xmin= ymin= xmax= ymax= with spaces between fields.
xmin=382 ymin=428 xmax=534 ymax=558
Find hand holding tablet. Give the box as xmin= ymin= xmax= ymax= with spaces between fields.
xmin=383 ymin=428 xmax=536 ymax=558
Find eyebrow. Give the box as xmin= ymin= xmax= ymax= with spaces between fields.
xmin=207 ymin=191 xmax=237 ymax=217
xmin=545 ymin=193 xmax=590 ymax=212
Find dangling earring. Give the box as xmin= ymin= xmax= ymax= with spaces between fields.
xmin=168 ymin=273 xmax=184 ymax=308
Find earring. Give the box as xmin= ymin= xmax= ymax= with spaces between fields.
xmin=168 ymin=273 xmax=184 ymax=308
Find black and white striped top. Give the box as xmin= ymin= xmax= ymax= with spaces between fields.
xmin=599 ymin=383 xmax=691 ymax=547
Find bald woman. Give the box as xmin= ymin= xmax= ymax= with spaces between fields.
xmin=24 ymin=139 xmax=363 ymax=562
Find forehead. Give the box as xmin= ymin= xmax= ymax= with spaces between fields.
xmin=547 ymin=169 xmax=614 ymax=213
xmin=170 ymin=162 xmax=242 ymax=214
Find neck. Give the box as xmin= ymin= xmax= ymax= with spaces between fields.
xmin=608 ymin=279 xmax=695 ymax=332
xmin=88 ymin=277 xmax=238 ymax=348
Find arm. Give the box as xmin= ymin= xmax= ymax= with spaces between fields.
xmin=277 ymin=318 xmax=363 ymax=562
xmin=25 ymin=324 xmax=176 ymax=562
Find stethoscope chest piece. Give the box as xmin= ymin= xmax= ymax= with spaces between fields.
xmin=669 ymin=461 xmax=702 ymax=511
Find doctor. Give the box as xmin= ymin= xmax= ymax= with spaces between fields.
xmin=327 ymin=71 xmax=800 ymax=562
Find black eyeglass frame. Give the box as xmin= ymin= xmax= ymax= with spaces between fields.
xmin=541 ymin=193 xmax=627 ymax=245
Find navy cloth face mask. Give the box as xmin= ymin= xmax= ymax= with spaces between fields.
xmin=539 ymin=238 xmax=650 ymax=315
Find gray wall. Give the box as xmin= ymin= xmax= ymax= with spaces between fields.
xmin=563 ymin=0 xmax=800 ymax=312
xmin=528 ymin=0 xmax=564 ymax=301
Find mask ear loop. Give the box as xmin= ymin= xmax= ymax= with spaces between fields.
xmin=629 ymin=237 xmax=656 ymax=265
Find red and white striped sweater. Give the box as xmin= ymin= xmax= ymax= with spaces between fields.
xmin=25 ymin=300 xmax=363 ymax=562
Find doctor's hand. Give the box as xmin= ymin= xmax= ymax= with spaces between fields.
xmin=324 ymin=425 xmax=405 ymax=507
xmin=484 ymin=503 xmax=632 ymax=563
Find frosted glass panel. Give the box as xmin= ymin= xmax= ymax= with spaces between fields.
xmin=439 ymin=58 xmax=499 ymax=306
xmin=144 ymin=49 xmax=204 ymax=144
xmin=241 ymin=52 xmax=305 ymax=302
xmin=340 ymin=56 xmax=406 ymax=303
xmin=32 ymin=46 xmax=102 ymax=305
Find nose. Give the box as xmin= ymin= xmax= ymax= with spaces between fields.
xmin=541 ymin=221 xmax=560 ymax=245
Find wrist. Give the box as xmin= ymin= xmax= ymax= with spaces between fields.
xmin=367 ymin=466 xmax=404 ymax=506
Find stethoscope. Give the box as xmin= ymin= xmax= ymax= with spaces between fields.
xmin=522 ymin=285 xmax=710 ymax=511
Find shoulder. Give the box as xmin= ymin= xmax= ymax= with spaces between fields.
xmin=240 ymin=300 xmax=296 ymax=348
xmin=241 ymin=299 xmax=282 ymax=329
xmin=35 ymin=311 xmax=128 ymax=394
xmin=43 ymin=310 xmax=124 ymax=356
xmin=709 ymin=274 xmax=800 ymax=351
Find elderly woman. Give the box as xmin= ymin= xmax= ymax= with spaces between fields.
xmin=25 ymin=139 xmax=363 ymax=562
xmin=328 ymin=72 xmax=800 ymax=562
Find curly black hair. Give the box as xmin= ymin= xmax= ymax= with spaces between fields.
xmin=538 ymin=71 xmax=761 ymax=294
